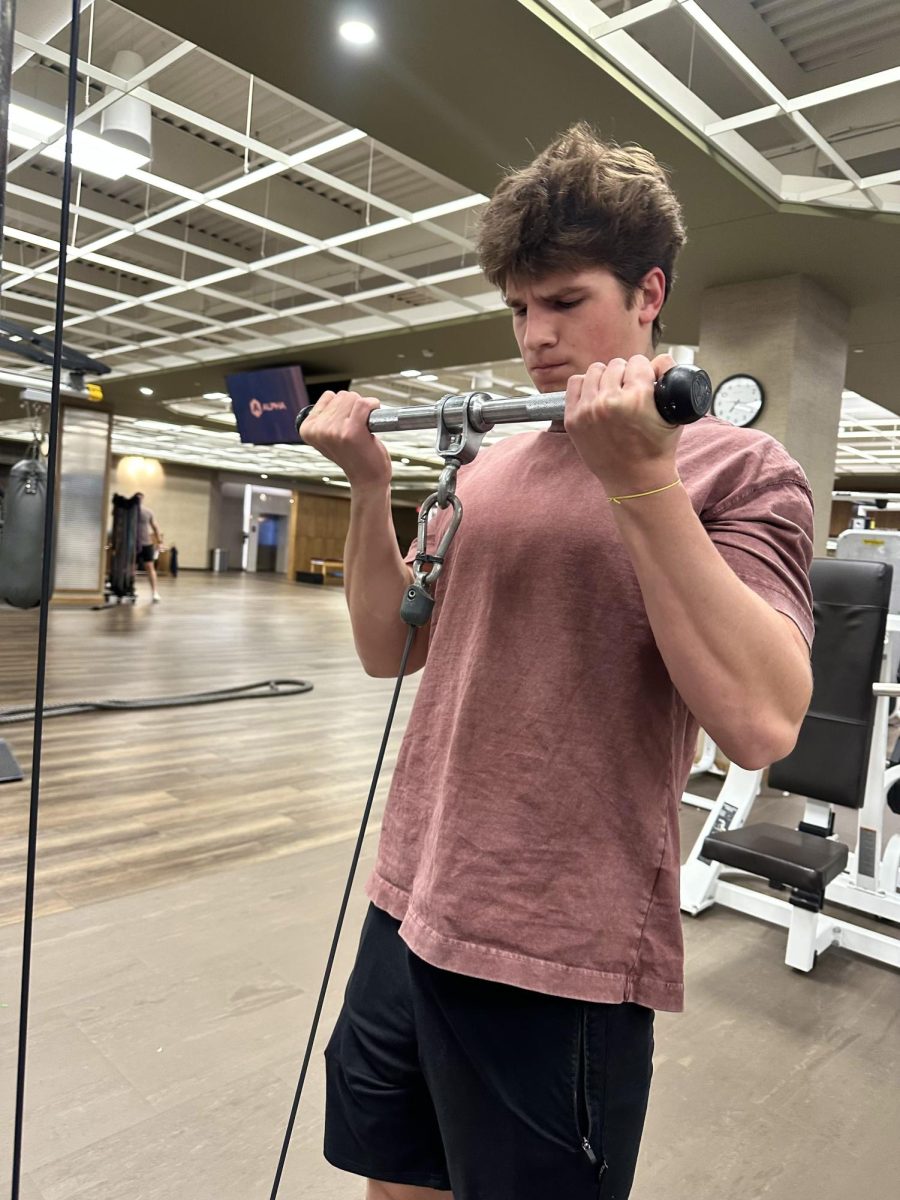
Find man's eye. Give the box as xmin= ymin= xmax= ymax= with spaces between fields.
xmin=557 ymin=299 xmax=581 ymax=310
xmin=512 ymin=307 xmax=526 ymax=318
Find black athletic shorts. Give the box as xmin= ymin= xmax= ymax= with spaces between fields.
xmin=324 ymin=903 xmax=654 ymax=1198
xmin=137 ymin=544 xmax=155 ymax=564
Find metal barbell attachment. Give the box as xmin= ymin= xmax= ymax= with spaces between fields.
xmin=297 ymin=365 xmax=712 ymax=439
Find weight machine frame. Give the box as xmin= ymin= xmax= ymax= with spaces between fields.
xmin=681 ymin=616 xmax=900 ymax=973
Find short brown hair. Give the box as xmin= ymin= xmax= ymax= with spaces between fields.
xmin=476 ymin=123 xmax=686 ymax=345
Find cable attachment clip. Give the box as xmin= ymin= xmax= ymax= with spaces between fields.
xmin=400 ymin=391 xmax=490 ymax=628
xmin=402 ymin=493 xmax=463 ymax=627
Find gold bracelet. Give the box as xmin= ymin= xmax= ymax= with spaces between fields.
xmin=609 ymin=478 xmax=682 ymax=505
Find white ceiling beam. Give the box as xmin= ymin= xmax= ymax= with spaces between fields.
xmin=860 ymin=169 xmax=900 ymax=189
xmin=838 ymin=445 xmax=884 ymax=463
xmin=4 ymin=224 xmax=61 ymax=252
xmin=785 ymin=64 xmax=900 ymax=112
xmin=706 ymin=65 xmax=900 ymax=136
xmin=289 ymin=160 xmax=478 ymax=251
xmin=788 ymin=112 xmax=863 ymax=187
xmin=590 ymin=0 xmax=677 ymax=38
xmin=705 ymin=105 xmax=781 ymax=135
xmin=781 ymin=176 xmax=856 ymax=203
xmin=0 ymin=273 xmax=196 ymax=341
xmin=6 ymin=180 xmax=131 ymax=234
xmin=678 ymin=0 xmax=790 ymax=108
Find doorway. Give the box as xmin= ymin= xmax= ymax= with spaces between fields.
xmin=255 ymin=513 xmax=286 ymax=573
xmin=243 ymin=485 xmax=292 ymax=573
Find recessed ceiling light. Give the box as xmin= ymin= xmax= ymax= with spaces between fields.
xmin=401 ymin=457 xmax=410 ymax=464
xmin=418 ymin=374 xmax=438 ymax=383
xmin=322 ymin=476 xmax=331 ymax=482
xmin=8 ymin=334 xmax=22 ymax=343
xmin=400 ymin=369 xmax=421 ymax=378
xmin=261 ymin=473 xmax=268 ymax=479
xmin=139 ymin=386 xmax=154 ymax=396
xmin=339 ymin=19 xmax=376 ymax=45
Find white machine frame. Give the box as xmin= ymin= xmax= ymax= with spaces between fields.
xmin=684 ymin=730 xmax=727 ymax=812
xmin=680 ymin=617 xmax=900 ymax=973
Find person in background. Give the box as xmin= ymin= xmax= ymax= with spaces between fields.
xmin=134 ymin=492 xmax=163 ymax=603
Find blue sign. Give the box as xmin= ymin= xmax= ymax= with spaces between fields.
xmin=226 ymin=365 xmax=308 ymax=444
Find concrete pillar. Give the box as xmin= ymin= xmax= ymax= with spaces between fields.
xmin=53 ymin=405 xmax=112 ymax=605
xmin=698 ymin=275 xmax=849 ymax=554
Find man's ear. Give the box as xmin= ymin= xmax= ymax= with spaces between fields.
xmin=636 ymin=267 xmax=666 ymax=327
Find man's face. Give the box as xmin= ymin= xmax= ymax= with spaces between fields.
xmin=505 ymin=266 xmax=656 ymax=393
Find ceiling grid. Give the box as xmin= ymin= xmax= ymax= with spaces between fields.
xmin=1 ymin=2 xmax=493 ymax=389
xmin=1 ymin=0 xmax=898 ymax=493
xmin=549 ymin=0 xmax=900 ymax=209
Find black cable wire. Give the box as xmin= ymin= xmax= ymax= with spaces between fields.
xmin=269 ymin=624 xmax=418 ymax=1200
xmin=0 ymin=680 xmax=314 ymax=725
xmin=12 ymin=5 xmax=80 ymax=1198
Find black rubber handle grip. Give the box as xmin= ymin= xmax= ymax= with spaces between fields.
xmin=654 ymin=365 xmax=712 ymax=425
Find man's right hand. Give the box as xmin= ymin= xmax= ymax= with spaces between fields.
xmin=299 ymin=390 xmax=393 ymax=490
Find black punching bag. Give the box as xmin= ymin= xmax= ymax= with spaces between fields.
xmin=0 ymin=458 xmax=47 ymax=608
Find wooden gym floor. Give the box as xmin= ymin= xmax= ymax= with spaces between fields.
xmin=0 ymin=571 xmax=898 ymax=1199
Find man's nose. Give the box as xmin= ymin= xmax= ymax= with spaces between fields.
xmin=522 ymin=311 xmax=557 ymax=351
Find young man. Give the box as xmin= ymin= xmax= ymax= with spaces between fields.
xmin=302 ymin=125 xmax=814 ymax=1199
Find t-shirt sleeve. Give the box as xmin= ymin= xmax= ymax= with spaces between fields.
xmin=703 ymin=476 xmax=815 ymax=649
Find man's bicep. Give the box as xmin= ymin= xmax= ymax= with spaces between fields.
xmin=706 ymin=479 xmax=815 ymax=649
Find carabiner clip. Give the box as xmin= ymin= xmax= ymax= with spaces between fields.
xmin=412 ymin=490 xmax=463 ymax=591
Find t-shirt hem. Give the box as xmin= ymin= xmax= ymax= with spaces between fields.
xmin=366 ymin=872 xmax=684 ymax=1013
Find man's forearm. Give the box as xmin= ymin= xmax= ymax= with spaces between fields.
xmin=344 ymin=485 xmax=425 ymax=677
xmin=610 ymin=483 xmax=812 ymax=769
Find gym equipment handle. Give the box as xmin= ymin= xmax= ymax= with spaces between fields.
xmin=297 ymin=365 xmax=712 ymax=438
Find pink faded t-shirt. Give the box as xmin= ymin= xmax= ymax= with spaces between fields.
xmin=366 ymin=416 xmax=814 ymax=1012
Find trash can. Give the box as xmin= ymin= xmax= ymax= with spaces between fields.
xmin=209 ymin=548 xmax=229 ymax=572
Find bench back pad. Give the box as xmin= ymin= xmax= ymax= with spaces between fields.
xmin=768 ymin=557 xmax=891 ymax=809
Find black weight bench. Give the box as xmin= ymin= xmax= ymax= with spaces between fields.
xmin=702 ymin=822 xmax=849 ymax=912
xmin=698 ymin=557 xmax=895 ymax=968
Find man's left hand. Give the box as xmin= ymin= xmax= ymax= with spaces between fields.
xmin=564 ymin=354 xmax=683 ymax=498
